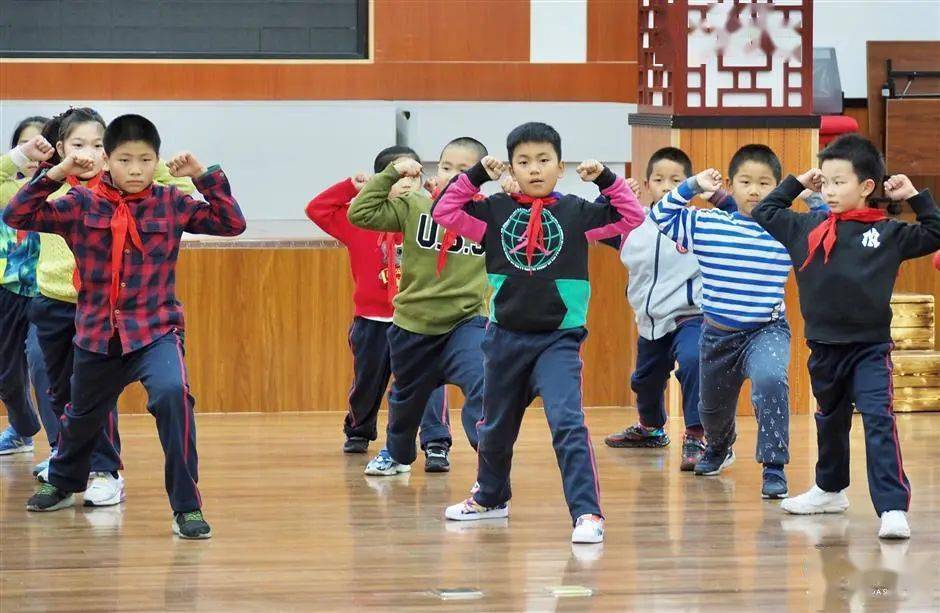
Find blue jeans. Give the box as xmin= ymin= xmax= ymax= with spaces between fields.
xmin=632 ymin=317 xmax=702 ymax=429
xmin=699 ymin=318 xmax=791 ymax=465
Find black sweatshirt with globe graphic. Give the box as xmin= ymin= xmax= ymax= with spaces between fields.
xmin=431 ymin=162 xmax=644 ymax=332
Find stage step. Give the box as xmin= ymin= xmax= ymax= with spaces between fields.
xmin=892 ymin=349 xmax=940 ymax=413
xmin=891 ymin=293 xmax=935 ymax=350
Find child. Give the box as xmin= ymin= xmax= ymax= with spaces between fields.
xmin=752 ymin=134 xmax=940 ymax=539
xmin=10 ymin=108 xmax=196 ymax=507
xmin=348 ymin=137 xmax=489 ymax=477
xmin=305 ymin=145 xmax=451 ymax=471
xmin=432 ymin=122 xmax=644 ymax=543
xmin=648 ymin=144 xmax=795 ymax=500
xmin=603 ymin=146 xmax=733 ymax=471
xmin=5 ymin=114 xmax=246 ymax=539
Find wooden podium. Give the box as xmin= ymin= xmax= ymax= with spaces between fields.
xmin=629 ymin=0 xmax=818 ymax=416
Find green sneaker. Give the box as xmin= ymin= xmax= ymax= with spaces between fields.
xmin=26 ymin=482 xmax=75 ymax=512
xmin=173 ymin=510 xmax=212 ymax=539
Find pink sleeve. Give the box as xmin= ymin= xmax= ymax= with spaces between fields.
xmin=584 ymin=175 xmax=645 ymax=241
xmin=430 ymin=173 xmax=488 ymax=244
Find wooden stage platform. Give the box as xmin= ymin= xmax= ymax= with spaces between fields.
xmin=2 ymin=408 xmax=939 ymax=611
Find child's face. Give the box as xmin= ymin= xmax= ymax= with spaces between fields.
xmin=645 ymin=159 xmax=688 ymax=202
xmin=729 ymin=160 xmax=778 ymax=216
xmin=57 ymin=121 xmax=106 ymax=181
xmin=510 ymin=142 xmax=564 ymax=198
xmin=389 ymin=156 xmax=421 ymax=199
xmin=820 ymin=159 xmax=874 ymax=214
xmin=16 ymin=124 xmax=43 ymax=175
xmin=437 ymin=145 xmax=481 ymax=189
xmin=105 ymin=140 xmax=158 ymax=194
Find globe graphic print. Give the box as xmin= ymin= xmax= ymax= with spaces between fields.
xmin=500 ymin=207 xmax=565 ymax=272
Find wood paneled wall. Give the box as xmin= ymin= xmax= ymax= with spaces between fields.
xmin=0 ymin=0 xmax=639 ymax=102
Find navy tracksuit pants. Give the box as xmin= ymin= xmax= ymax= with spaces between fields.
xmin=344 ymin=316 xmax=450 ymax=448
xmin=632 ymin=316 xmax=703 ymax=429
xmin=808 ymin=341 xmax=911 ymax=515
xmin=385 ymin=316 xmax=485 ymax=465
xmin=50 ymin=330 xmax=201 ymax=513
xmin=474 ymin=324 xmax=601 ymax=524
xmin=0 ymin=288 xmax=44 ymax=438
xmin=28 ymin=295 xmax=122 ymax=472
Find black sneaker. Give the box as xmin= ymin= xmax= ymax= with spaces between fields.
xmin=604 ymin=423 xmax=670 ymax=448
xmin=424 ymin=443 xmax=450 ymax=473
xmin=762 ymin=467 xmax=789 ymax=499
xmin=343 ymin=437 xmax=370 ymax=454
xmin=173 ymin=510 xmax=212 ymax=539
xmin=26 ymin=482 xmax=75 ymax=512
xmin=693 ymin=446 xmax=735 ymax=476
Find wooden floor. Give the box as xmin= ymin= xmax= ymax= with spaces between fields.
xmin=2 ymin=408 xmax=940 ymax=612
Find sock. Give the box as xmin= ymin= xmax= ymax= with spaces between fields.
xmin=685 ymin=425 xmax=705 ymax=440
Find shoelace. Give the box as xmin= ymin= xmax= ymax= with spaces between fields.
xmin=183 ymin=511 xmax=204 ymax=523
xmin=37 ymin=483 xmax=58 ymax=495
xmin=427 ymin=448 xmax=448 ymax=459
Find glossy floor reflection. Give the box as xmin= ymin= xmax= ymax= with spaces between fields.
xmin=2 ymin=409 xmax=939 ymax=611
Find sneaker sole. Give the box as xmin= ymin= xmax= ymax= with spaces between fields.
xmin=604 ymin=438 xmax=669 ymax=449
xmin=26 ymin=495 xmax=75 ymax=512
xmin=364 ymin=465 xmax=412 ymax=476
xmin=695 ymin=451 xmax=735 ymax=476
xmin=84 ymin=490 xmax=126 ymax=507
xmin=172 ymin=522 xmax=212 ymax=539
xmin=878 ymin=529 xmax=911 ymax=540
xmin=762 ymin=491 xmax=789 ymax=500
xmin=572 ymin=532 xmax=605 ymax=544
xmin=445 ymin=506 xmax=510 ymax=521
xmin=781 ymin=503 xmax=849 ymax=515
xmin=425 ymin=463 xmax=450 ymax=473
xmin=0 ymin=445 xmax=35 ymax=455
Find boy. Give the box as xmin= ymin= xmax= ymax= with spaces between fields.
xmin=305 ymin=145 xmax=450 ymax=471
xmin=752 ymin=134 xmax=940 ymax=539
xmin=648 ymin=145 xmax=795 ymax=499
xmin=603 ymin=147 xmax=734 ymax=471
xmin=4 ymin=114 xmax=246 ymax=539
xmin=347 ymin=137 xmax=489 ymax=476
xmin=432 ymin=122 xmax=644 ymax=543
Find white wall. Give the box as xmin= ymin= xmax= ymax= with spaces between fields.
xmin=2 ymin=100 xmax=635 ymax=232
xmin=814 ymin=0 xmax=940 ymax=99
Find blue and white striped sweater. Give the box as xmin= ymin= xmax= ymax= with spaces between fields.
xmin=649 ymin=179 xmax=790 ymax=329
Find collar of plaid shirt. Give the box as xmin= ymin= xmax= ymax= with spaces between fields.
xmin=91 ymin=175 xmax=153 ymax=325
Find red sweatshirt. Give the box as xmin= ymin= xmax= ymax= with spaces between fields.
xmin=305 ymin=178 xmax=401 ymax=320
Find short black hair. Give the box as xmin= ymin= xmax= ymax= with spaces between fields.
xmin=506 ymin=122 xmax=561 ymax=161
xmin=646 ymin=147 xmax=693 ymax=180
xmin=440 ymin=137 xmax=488 ymax=160
xmin=104 ymin=114 xmax=161 ymax=155
xmin=729 ymin=144 xmax=782 ymax=183
xmin=42 ymin=107 xmax=106 ymax=164
xmin=374 ymin=145 xmax=419 ymax=173
xmin=818 ymin=133 xmax=884 ymax=185
xmin=11 ymin=115 xmax=49 ymax=148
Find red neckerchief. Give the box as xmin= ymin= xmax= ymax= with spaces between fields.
xmin=510 ymin=192 xmax=558 ymax=272
xmin=377 ymin=232 xmax=402 ymax=301
xmin=66 ymin=173 xmax=104 ymax=292
xmin=434 ymin=188 xmax=485 ymax=276
xmin=800 ymin=208 xmax=886 ymax=271
xmin=91 ymin=177 xmax=152 ymax=324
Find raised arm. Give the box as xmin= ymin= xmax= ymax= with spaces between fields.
xmin=430 ymin=159 xmax=497 ymax=244
xmin=576 ymin=162 xmax=644 ymax=241
xmin=648 ymin=169 xmax=720 ymax=251
xmin=347 ymin=161 xmax=413 ymax=232
xmin=167 ymin=153 xmax=246 ymax=237
xmin=885 ymin=176 xmax=940 ymax=260
xmin=751 ymin=171 xmax=821 ymax=248
xmin=2 ymin=154 xmax=90 ymax=235
xmin=305 ymin=176 xmax=362 ymax=243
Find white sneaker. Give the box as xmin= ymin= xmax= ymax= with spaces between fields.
xmin=780 ymin=485 xmax=849 ymax=515
xmin=571 ymin=514 xmax=605 ymax=544
xmin=445 ymin=497 xmax=509 ymax=521
xmin=363 ymin=449 xmax=411 ymax=476
xmin=878 ymin=510 xmax=911 ymax=540
xmin=83 ymin=472 xmax=126 ymax=507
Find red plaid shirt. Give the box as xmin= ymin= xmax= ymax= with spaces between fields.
xmin=3 ymin=166 xmax=246 ymax=355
